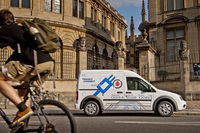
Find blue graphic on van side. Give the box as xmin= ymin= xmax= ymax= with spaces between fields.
xmin=93 ymin=75 xmax=115 ymax=96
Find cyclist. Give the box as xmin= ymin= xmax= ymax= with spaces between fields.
xmin=0 ymin=9 xmax=54 ymax=127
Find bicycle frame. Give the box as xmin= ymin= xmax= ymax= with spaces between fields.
xmin=0 ymin=107 xmax=12 ymax=125
xmin=0 ymin=85 xmax=51 ymax=132
xmin=22 ymin=86 xmax=51 ymax=132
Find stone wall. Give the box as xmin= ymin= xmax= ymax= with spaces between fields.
xmin=151 ymin=81 xmax=181 ymax=94
xmin=0 ymin=80 xmax=77 ymax=109
xmin=151 ymin=80 xmax=200 ymax=100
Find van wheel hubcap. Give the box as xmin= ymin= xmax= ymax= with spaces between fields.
xmin=160 ymin=103 xmax=171 ymax=115
xmin=86 ymin=104 xmax=96 ymax=114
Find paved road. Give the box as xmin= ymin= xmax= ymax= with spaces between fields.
xmin=1 ymin=112 xmax=200 ymax=133
xmin=75 ymin=112 xmax=200 ymax=133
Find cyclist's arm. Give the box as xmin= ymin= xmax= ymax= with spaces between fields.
xmin=0 ymin=23 xmax=27 ymax=44
xmin=0 ymin=37 xmax=16 ymax=48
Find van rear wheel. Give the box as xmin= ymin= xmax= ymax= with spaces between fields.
xmin=84 ymin=101 xmax=100 ymax=116
xmin=157 ymin=101 xmax=174 ymax=117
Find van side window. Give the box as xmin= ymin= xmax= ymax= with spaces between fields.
xmin=127 ymin=77 xmax=148 ymax=92
xmin=127 ymin=77 xmax=139 ymax=90
xmin=139 ymin=80 xmax=149 ymax=92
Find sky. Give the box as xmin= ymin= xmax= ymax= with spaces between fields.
xmin=106 ymin=0 xmax=148 ymax=36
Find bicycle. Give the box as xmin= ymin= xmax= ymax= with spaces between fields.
xmin=40 ymin=90 xmax=56 ymax=100
xmin=0 ymin=74 xmax=77 ymax=133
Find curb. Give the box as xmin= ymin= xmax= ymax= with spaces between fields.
xmin=173 ymin=109 xmax=200 ymax=116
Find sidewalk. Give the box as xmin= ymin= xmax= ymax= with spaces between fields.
xmin=173 ymin=109 xmax=200 ymax=116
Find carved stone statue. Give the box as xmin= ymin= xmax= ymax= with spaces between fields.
xmin=116 ymin=41 xmax=124 ymax=58
xmin=141 ymin=29 xmax=148 ymax=43
xmin=79 ymin=37 xmax=86 ymax=50
xmin=179 ymin=40 xmax=189 ymax=60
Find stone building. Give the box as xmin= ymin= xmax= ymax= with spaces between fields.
xmin=125 ymin=0 xmax=153 ymax=73
xmin=0 ymin=0 xmax=127 ymax=105
xmin=147 ymin=0 xmax=200 ymax=99
xmin=125 ymin=0 xmax=200 ymax=100
xmin=148 ymin=0 xmax=200 ymax=60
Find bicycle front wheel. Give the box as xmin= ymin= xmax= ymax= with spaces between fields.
xmin=25 ymin=100 xmax=76 ymax=133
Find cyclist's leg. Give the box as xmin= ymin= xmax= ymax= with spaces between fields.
xmin=0 ymin=61 xmax=34 ymax=126
xmin=18 ymin=89 xmax=30 ymax=107
xmin=0 ymin=72 xmax=33 ymax=127
xmin=30 ymin=61 xmax=54 ymax=87
xmin=0 ymin=71 xmax=22 ymax=105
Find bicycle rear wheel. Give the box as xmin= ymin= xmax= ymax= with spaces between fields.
xmin=24 ymin=100 xmax=76 ymax=133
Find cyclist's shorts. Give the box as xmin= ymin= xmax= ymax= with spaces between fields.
xmin=1 ymin=61 xmax=54 ymax=87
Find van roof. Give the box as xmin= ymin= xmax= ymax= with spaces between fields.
xmin=79 ymin=69 xmax=153 ymax=86
xmin=80 ymin=70 xmax=140 ymax=77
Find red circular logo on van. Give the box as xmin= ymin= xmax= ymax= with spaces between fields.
xmin=113 ymin=79 xmax=122 ymax=89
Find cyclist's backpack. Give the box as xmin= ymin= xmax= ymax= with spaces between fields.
xmin=22 ymin=18 xmax=59 ymax=53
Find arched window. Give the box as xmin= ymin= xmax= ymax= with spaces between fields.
xmin=161 ymin=15 xmax=188 ymax=62
xmin=11 ymin=0 xmax=31 ymax=8
xmin=50 ymin=38 xmax=77 ymax=80
xmin=166 ymin=28 xmax=184 ymax=61
xmin=45 ymin=0 xmax=61 ymax=13
xmin=87 ymin=44 xmax=101 ymax=70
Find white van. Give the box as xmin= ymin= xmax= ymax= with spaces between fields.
xmin=75 ymin=70 xmax=186 ymax=117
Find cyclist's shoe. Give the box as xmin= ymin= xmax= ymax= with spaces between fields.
xmin=10 ymin=107 xmax=33 ymax=127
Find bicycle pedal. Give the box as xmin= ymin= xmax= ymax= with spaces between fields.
xmin=10 ymin=123 xmax=24 ymax=133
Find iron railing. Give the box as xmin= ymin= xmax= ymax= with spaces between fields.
xmin=0 ymin=48 xmax=78 ymax=80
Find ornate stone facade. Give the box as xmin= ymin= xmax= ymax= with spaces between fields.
xmin=0 ymin=0 xmax=127 ymax=105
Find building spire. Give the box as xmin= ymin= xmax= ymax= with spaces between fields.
xmin=130 ymin=16 xmax=135 ymax=30
xmin=141 ymin=0 xmax=146 ymax=22
xmin=125 ymin=29 xmax=128 ymax=39
xmin=130 ymin=16 xmax=135 ymax=42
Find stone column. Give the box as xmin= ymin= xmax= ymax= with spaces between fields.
xmin=118 ymin=58 xmax=124 ymax=70
xmin=179 ymin=40 xmax=191 ymax=100
xmin=78 ymin=37 xmax=87 ymax=72
xmin=137 ymin=42 xmax=156 ymax=81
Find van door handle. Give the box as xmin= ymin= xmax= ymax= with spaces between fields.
xmin=117 ymin=92 xmax=123 ymax=94
xmin=126 ymin=92 xmax=131 ymax=94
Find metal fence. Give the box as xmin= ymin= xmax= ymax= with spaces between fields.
xmin=150 ymin=63 xmax=180 ymax=81
xmin=149 ymin=55 xmax=181 ymax=81
xmin=0 ymin=48 xmax=78 ymax=80
xmin=87 ymin=50 xmax=116 ymax=70
xmin=190 ymin=52 xmax=200 ymax=80
xmin=0 ymin=48 xmax=13 ymax=66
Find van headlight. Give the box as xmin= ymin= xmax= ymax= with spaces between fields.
xmin=178 ymin=95 xmax=184 ymax=101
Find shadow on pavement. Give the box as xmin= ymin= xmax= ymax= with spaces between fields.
xmin=73 ymin=111 xmax=159 ymax=117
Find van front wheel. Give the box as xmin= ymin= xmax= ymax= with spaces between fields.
xmin=157 ymin=101 xmax=174 ymax=117
xmin=84 ymin=101 xmax=100 ymax=116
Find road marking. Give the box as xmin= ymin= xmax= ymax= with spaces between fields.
xmin=115 ymin=121 xmax=200 ymax=126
